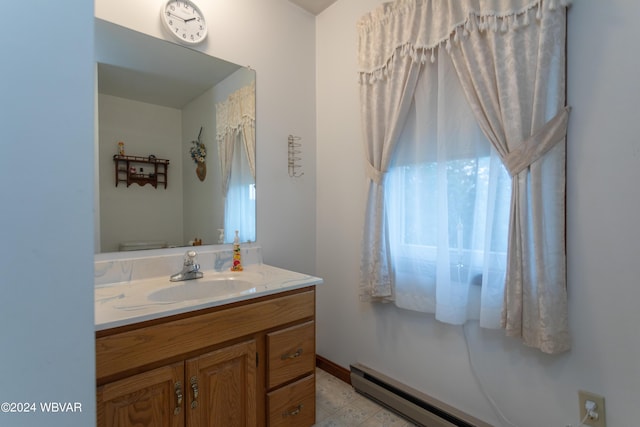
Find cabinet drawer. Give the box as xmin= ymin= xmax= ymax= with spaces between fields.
xmin=266 ymin=374 xmax=315 ymax=427
xmin=267 ymin=321 xmax=315 ymax=388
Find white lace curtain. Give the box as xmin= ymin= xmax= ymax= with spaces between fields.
xmin=216 ymin=81 xmax=257 ymax=243
xmin=216 ymin=80 xmax=256 ymax=196
xmin=387 ymin=52 xmax=512 ymax=328
xmin=358 ymin=0 xmax=571 ymax=353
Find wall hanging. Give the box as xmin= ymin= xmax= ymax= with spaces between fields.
xmin=190 ymin=126 xmax=206 ymax=181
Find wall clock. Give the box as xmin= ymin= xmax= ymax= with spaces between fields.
xmin=160 ymin=0 xmax=207 ymax=45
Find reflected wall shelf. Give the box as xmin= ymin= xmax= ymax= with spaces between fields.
xmin=113 ymin=155 xmax=169 ymax=189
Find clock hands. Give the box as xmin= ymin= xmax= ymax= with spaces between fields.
xmin=167 ymin=12 xmax=197 ymax=23
xmin=167 ymin=12 xmax=185 ymax=21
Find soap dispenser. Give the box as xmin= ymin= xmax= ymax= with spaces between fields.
xmin=231 ymin=230 xmax=243 ymax=271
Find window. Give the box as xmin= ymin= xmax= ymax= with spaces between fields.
xmin=385 ymin=55 xmax=511 ymax=326
xmin=357 ymin=0 xmax=570 ymax=351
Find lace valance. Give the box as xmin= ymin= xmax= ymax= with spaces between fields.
xmin=215 ymin=80 xmax=256 ymax=141
xmin=357 ymin=0 xmax=570 ymax=83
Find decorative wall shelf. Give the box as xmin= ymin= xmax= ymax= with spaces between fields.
xmin=113 ymin=155 xmax=169 ymax=189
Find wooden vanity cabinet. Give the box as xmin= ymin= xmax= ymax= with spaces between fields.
xmin=97 ymin=340 xmax=257 ymax=427
xmin=97 ymin=362 xmax=185 ymax=427
xmin=266 ymin=321 xmax=316 ymax=427
xmin=96 ymin=287 xmax=315 ymax=427
xmin=186 ymin=340 xmax=257 ymax=427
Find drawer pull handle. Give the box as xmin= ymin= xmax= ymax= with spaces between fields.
xmin=174 ymin=382 xmax=183 ymax=415
xmin=190 ymin=376 xmax=199 ymax=409
xmin=281 ymin=348 xmax=303 ymax=360
xmin=282 ymin=404 xmax=303 ymax=417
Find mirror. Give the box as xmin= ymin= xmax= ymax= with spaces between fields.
xmin=95 ymin=19 xmax=256 ymax=253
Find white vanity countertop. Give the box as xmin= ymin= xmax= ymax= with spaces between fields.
xmin=95 ymin=264 xmax=322 ymax=331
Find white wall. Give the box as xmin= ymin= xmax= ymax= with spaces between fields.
xmin=99 ymin=95 xmax=184 ymax=252
xmin=96 ymin=0 xmax=318 ymax=274
xmin=0 ymin=1 xmax=96 ymax=426
xmin=316 ymin=1 xmax=640 ymax=426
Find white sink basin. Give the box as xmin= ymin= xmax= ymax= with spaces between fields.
xmin=96 ymin=262 xmax=324 ymax=330
xmin=149 ymin=273 xmax=262 ymax=303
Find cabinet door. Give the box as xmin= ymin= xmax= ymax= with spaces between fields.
xmin=186 ymin=340 xmax=257 ymax=427
xmin=97 ymin=362 xmax=184 ymax=427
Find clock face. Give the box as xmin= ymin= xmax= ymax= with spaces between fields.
xmin=161 ymin=0 xmax=207 ymax=45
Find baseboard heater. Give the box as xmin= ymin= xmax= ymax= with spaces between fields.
xmin=350 ymin=363 xmax=493 ymax=427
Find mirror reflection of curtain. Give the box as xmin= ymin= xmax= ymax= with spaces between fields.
xmin=216 ymin=81 xmax=256 ymax=243
xmin=224 ymin=137 xmax=256 ymax=243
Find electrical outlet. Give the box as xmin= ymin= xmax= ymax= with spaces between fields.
xmin=578 ymin=390 xmax=606 ymax=427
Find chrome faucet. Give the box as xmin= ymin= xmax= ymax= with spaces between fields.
xmin=170 ymin=250 xmax=203 ymax=282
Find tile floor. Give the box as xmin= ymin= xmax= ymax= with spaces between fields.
xmin=314 ymin=368 xmax=418 ymax=427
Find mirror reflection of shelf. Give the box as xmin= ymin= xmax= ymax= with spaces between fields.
xmin=113 ymin=155 xmax=169 ymax=189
